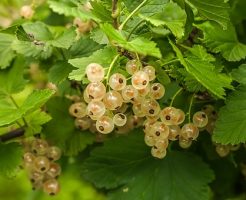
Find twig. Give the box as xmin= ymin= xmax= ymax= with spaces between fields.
xmin=112 ymin=0 xmax=119 ymax=29
xmin=0 ymin=128 xmax=25 ymax=142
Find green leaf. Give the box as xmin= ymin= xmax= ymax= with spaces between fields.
xmin=0 ymin=142 xmax=23 ymax=177
xmin=187 ymin=0 xmax=230 ymax=29
xmin=51 ymin=28 xmax=76 ymax=49
xmin=69 ymin=47 xmax=117 ymax=81
xmin=48 ymin=61 xmax=74 ymax=84
xmin=197 ymin=21 xmax=246 ymax=62
xmin=90 ymin=28 xmax=109 ymax=45
xmin=140 ymin=2 xmax=187 ymax=38
xmin=0 ymin=33 xmax=15 ymax=69
xmin=90 ymin=1 xmax=112 ymax=23
xmin=169 ymin=41 xmax=232 ymax=99
xmin=43 ymin=97 xmax=94 ymax=156
xmin=82 ymin=133 xmax=214 ymax=200
xmin=139 ymin=0 xmax=169 ymax=16
xmin=213 ymin=86 xmax=246 ymax=144
xmin=101 ymin=23 xmax=161 ymax=58
xmin=231 ymin=64 xmax=246 ymax=84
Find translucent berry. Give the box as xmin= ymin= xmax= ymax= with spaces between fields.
xmin=168 ymin=125 xmax=181 ymax=141
xmin=141 ymin=98 xmax=160 ymax=117
xmin=29 ymin=171 xmax=44 ymax=183
xmin=126 ymin=59 xmax=139 ymax=75
xmin=176 ymin=109 xmax=185 ymax=125
xmin=103 ymin=91 xmax=123 ymax=110
xmin=46 ymin=162 xmax=61 ymax=179
xmin=34 ymin=156 xmax=50 ymax=173
xmin=127 ymin=115 xmax=144 ymax=129
xmin=179 ymin=137 xmax=192 ymax=149
xmin=215 ymin=144 xmax=230 ymax=157
xmin=32 ymin=180 xmax=43 ymax=190
xmin=143 ymin=65 xmax=156 ymax=81
xmin=86 ymin=63 xmax=104 ymax=82
xmin=193 ymin=111 xmax=208 ymax=128
xmin=143 ymin=120 xmax=155 ymax=134
xmin=83 ymin=90 xmax=91 ymax=103
xmin=20 ymin=5 xmax=34 ymax=19
xmin=109 ymin=73 xmax=127 ymax=91
xmin=229 ymin=144 xmax=240 ymax=151
xmin=144 ymin=134 xmax=156 ymax=147
xmin=155 ymin=139 xmax=169 ymax=150
xmin=114 ymin=103 xmax=128 ymax=114
xmin=115 ymin=124 xmax=131 ymax=135
xmin=146 ymin=115 xmax=160 ymax=123
xmin=205 ymin=120 xmax=216 ymax=134
xmin=181 ymin=123 xmax=199 ymax=140
xmin=132 ymin=104 xmax=145 ymax=117
xmin=89 ymin=122 xmax=98 ymax=133
xmin=23 ymin=152 xmax=35 ymax=167
xmin=160 ymin=107 xmax=181 ymax=125
xmin=31 ymin=139 xmax=49 ymax=155
xmin=151 ymin=146 xmax=167 ymax=159
xmin=86 ymin=82 xmax=106 ymax=101
xmin=113 ymin=113 xmax=127 ymax=126
xmin=138 ymin=84 xmax=150 ymax=97
xmin=46 ymin=146 xmax=62 ymax=161
xmin=149 ymin=83 xmax=165 ymax=99
xmin=96 ymin=116 xmax=114 ymax=134
xmin=75 ymin=117 xmax=91 ymax=130
xmin=202 ymin=105 xmax=214 ymax=115
xmin=131 ymin=71 xmax=149 ymax=90
xmin=150 ymin=121 xmax=169 ymax=140
xmin=43 ymin=179 xmax=60 ymax=196
xmin=69 ymin=102 xmax=87 ymax=118
xmin=121 ymin=85 xmax=138 ymax=102
xmin=87 ymin=101 xmax=105 ymax=120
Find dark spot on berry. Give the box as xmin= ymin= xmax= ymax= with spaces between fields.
xmin=153 ymin=146 xmax=158 ymax=149
xmin=155 ymin=131 xmax=160 ymax=136
xmin=201 ymin=114 xmax=206 ymax=118
xmin=119 ymin=78 xmax=123 ymax=84
xmin=175 ymin=135 xmax=179 ymax=139
xmin=33 ymin=149 xmax=37 ymax=154
xmin=166 ymin=115 xmax=171 ymax=120
xmin=55 ymin=175 xmax=59 ymax=179
xmin=153 ymin=86 xmax=158 ymax=91
xmin=99 ymin=126 xmax=104 ymax=131
xmin=78 ymin=125 xmax=83 ymax=130
xmin=32 ymin=187 xmax=36 ymax=191
xmin=49 ymin=157 xmax=53 ymax=161
xmin=89 ymin=111 xmax=93 ymax=115
xmin=149 ymin=109 xmax=155 ymax=114
xmin=30 ymin=178 xmax=35 ymax=183
xmin=143 ymin=125 xmax=146 ymax=130
xmin=115 ymin=127 xmax=119 ymax=131
xmin=41 ymin=167 xmax=46 ymax=171
xmin=89 ymin=95 xmax=94 ymax=99
xmin=212 ymin=111 xmax=216 ymax=115
xmin=119 ymin=114 xmax=125 ymax=119
xmin=133 ymin=121 xmax=138 ymax=126
xmin=142 ymin=80 xmax=147 ymax=85
xmin=115 ymin=106 xmax=120 ymax=110
xmin=50 ymin=193 xmax=55 ymax=196
xmin=74 ymin=109 xmax=78 ymax=113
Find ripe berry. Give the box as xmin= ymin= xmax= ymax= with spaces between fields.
xmin=103 ymin=91 xmax=123 ymax=110
xmin=109 ymin=73 xmax=127 ymax=91
xmin=193 ymin=111 xmax=208 ymax=128
xmin=155 ymin=139 xmax=169 ymax=150
xmin=121 ymin=85 xmax=138 ymax=102
xmin=149 ymin=83 xmax=165 ymax=99
xmin=20 ymin=5 xmax=34 ymax=19
xmin=131 ymin=71 xmax=149 ymax=90
xmin=43 ymin=179 xmax=60 ymax=196
xmin=179 ymin=137 xmax=192 ymax=149
xmin=31 ymin=139 xmax=49 ymax=155
xmin=144 ymin=134 xmax=156 ymax=147
xmin=85 ymin=82 xmax=106 ymax=101
xmin=96 ymin=116 xmax=114 ymax=134
xmin=113 ymin=113 xmax=127 ymax=126
xmin=215 ymin=144 xmax=230 ymax=157
xmin=29 ymin=171 xmax=44 ymax=183
xmin=151 ymin=146 xmax=167 ymax=159
xmin=132 ymin=104 xmax=145 ymax=117
xmin=138 ymin=84 xmax=150 ymax=97
xmin=33 ymin=156 xmax=50 ymax=173
xmin=69 ymin=102 xmax=87 ymax=118
xmin=87 ymin=101 xmax=105 ymax=120
xmin=46 ymin=162 xmax=61 ymax=179
xmin=23 ymin=152 xmax=35 ymax=167
xmin=75 ymin=117 xmax=91 ymax=130
xmin=160 ymin=107 xmax=182 ymax=125
xmin=143 ymin=65 xmax=156 ymax=81
xmin=181 ymin=123 xmax=199 ymax=140
xmin=126 ymin=59 xmax=139 ymax=75
xmin=141 ymin=98 xmax=160 ymax=117
xmin=86 ymin=63 xmax=104 ymax=82
xmin=168 ymin=125 xmax=181 ymax=141
xmin=46 ymin=146 xmax=62 ymax=161
xmin=150 ymin=121 xmax=169 ymax=140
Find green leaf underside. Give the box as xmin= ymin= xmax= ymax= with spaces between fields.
xmin=68 ymin=47 xmax=117 ymax=81
xmin=49 ymin=62 xmax=74 ymax=84
xmin=101 ymin=24 xmax=161 ymax=58
xmin=197 ymin=21 xmax=246 ymax=62
xmin=82 ymin=133 xmax=214 ymax=200
xmin=0 ymin=89 xmax=54 ymax=127
xmin=43 ymin=97 xmax=94 ymax=156
xmin=169 ymin=41 xmax=232 ymax=99
xmin=0 ymin=142 xmax=23 ymax=176
xmin=187 ymin=0 xmax=230 ymax=30
xmin=231 ymin=64 xmax=246 ymax=84
xmin=139 ymin=2 xmax=187 ymax=38
xmin=213 ymin=86 xmax=246 ymax=144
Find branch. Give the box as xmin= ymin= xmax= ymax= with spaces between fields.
xmin=112 ymin=0 xmax=119 ymax=29
xmin=0 ymin=128 xmax=25 ymax=142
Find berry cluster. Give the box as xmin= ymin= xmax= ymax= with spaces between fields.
xmin=69 ymin=60 xmax=211 ymax=159
xmin=22 ymin=138 xmax=62 ymax=195
xmin=20 ymin=5 xmax=34 ymax=19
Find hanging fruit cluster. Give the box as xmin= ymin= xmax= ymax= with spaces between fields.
xmin=22 ymin=138 xmax=62 ymax=195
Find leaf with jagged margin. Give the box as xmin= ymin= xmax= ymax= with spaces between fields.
xmin=231 ymin=64 xmax=246 ymax=84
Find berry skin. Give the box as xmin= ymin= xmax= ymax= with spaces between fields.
xmin=121 ymin=85 xmax=139 ymax=102
xmin=46 ymin=162 xmax=61 ymax=179
xmin=103 ymin=91 xmax=123 ymax=110
xmin=176 ymin=109 xmax=185 ymax=125
xmin=181 ymin=123 xmax=199 ymax=140
xmin=29 ymin=170 xmax=44 ymax=183
xmin=87 ymin=101 xmax=105 ymax=120
xmin=23 ymin=152 xmax=36 ymax=168
xmin=179 ymin=137 xmax=192 ymax=149
xmin=150 ymin=121 xmax=169 ymax=140
xmin=69 ymin=102 xmax=87 ymax=118
xmin=155 ymin=139 xmax=169 ymax=150
xmin=74 ymin=117 xmax=91 ymax=130
xmin=109 ymin=73 xmax=127 ymax=91
xmin=113 ymin=113 xmax=127 ymax=126
xmin=168 ymin=125 xmax=181 ymax=141
xmin=149 ymin=83 xmax=165 ymax=99
xmin=86 ymin=63 xmax=104 ymax=82
xmin=215 ymin=144 xmax=230 ymax=157
xmin=143 ymin=65 xmax=156 ymax=81
xmin=141 ymin=98 xmax=160 ymax=117
xmin=193 ymin=111 xmax=208 ymax=128
xmin=126 ymin=59 xmax=139 ymax=75
xmin=20 ymin=5 xmax=34 ymax=19
xmin=138 ymin=84 xmax=150 ymax=97
xmin=144 ymin=134 xmax=156 ymax=147
xmin=43 ymin=179 xmax=60 ymax=196
xmin=131 ymin=71 xmax=149 ymax=90
xmin=160 ymin=107 xmax=182 ymax=125
xmin=31 ymin=139 xmax=49 ymax=155
xmin=33 ymin=156 xmax=50 ymax=173
xmin=46 ymin=146 xmax=62 ymax=161
xmin=132 ymin=103 xmax=145 ymax=117
xmin=85 ymin=82 xmax=106 ymax=101
xmin=96 ymin=116 xmax=114 ymax=134
xmin=151 ymin=146 xmax=167 ymax=159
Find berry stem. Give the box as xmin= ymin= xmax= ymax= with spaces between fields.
xmin=170 ymin=88 xmax=183 ymax=107
xmin=127 ymin=20 xmax=145 ymax=41
xmin=119 ymin=0 xmax=148 ymax=30
xmin=0 ymin=128 xmax=25 ymax=142
xmin=105 ymin=54 xmax=120 ymax=84
xmin=188 ymin=94 xmax=195 ymax=123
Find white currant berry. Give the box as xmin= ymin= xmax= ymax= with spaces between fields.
xmin=160 ymin=107 xmax=181 ymax=125
xmin=87 ymin=101 xmax=105 ymax=120
xmin=86 ymin=82 xmax=106 ymax=101
xmin=113 ymin=113 xmax=127 ymax=126
xmin=168 ymin=125 xmax=181 ymax=141
xmin=215 ymin=144 xmax=230 ymax=157
xmin=31 ymin=139 xmax=49 ymax=155
xmin=23 ymin=152 xmax=36 ymax=167
xmin=46 ymin=146 xmax=62 ymax=161
xmin=143 ymin=65 xmax=156 ymax=81
xmin=46 ymin=162 xmax=61 ymax=179
xmin=143 ymin=120 xmax=155 ymax=134
xmin=149 ymin=83 xmax=165 ymax=99
xmin=29 ymin=171 xmax=44 ymax=183
xmin=155 ymin=139 xmax=169 ymax=150
xmin=109 ymin=73 xmax=127 ymax=91
xmin=126 ymin=59 xmax=139 ymax=75
xmin=127 ymin=115 xmax=144 ymax=129
xmin=137 ymin=84 xmax=150 ymax=97
xmin=179 ymin=137 xmax=192 ymax=149
xmin=69 ymin=102 xmax=87 ymax=118
xmin=20 ymin=5 xmax=34 ymax=19
xmin=131 ymin=71 xmax=149 ymax=90
xmin=75 ymin=117 xmax=91 ymax=130
xmin=43 ymin=179 xmax=60 ymax=196
xmin=103 ymin=91 xmax=123 ymax=110
xmin=176 ymin=109 xmax=185 ymax=125
xmin=193 ymin=111 xmax=208 ymax=128
xmin=132 ymin=104 xmax=145 ymax=117
xmin=86 ymin=63 xmax=104 ymax=82
xmin=33 ymin=156 xmax=50 ymax=173
xmin=96 ymin=116 xmax=114 ymax=134
xmin=150 ymin=121 xmax=169 ymax=140
xmin=144 ymin=134 xmax=156 ymax=147
xmin=151 ymin=146 xmax=167 ymax=159
xmin=141 ymin=98 xmax=160 ymax=117
xmin=205 ymin=119 xmax=216 ymax=134
xmin=121 ymin=85 xmax=139 ymax=102
xmin=114 ymin=103 xmax=128 ymax=114
xmin=181 ymin=123 xmax=199 ymax=140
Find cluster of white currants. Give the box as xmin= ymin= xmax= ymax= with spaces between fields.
xmin=22 ymin=138 xmax=62 ymax=195
xmin=20 ymin=5 xmax=34 ymax=19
